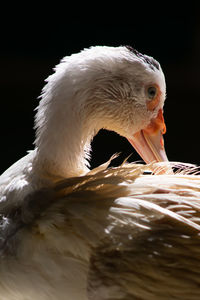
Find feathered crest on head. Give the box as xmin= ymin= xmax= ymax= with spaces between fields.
xmin=125 ymin=45 xmax=160 ymax=71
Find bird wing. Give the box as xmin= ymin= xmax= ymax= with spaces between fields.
xmin=87 ymin=198 xmax=200 ymax=300
xmin=86 ymin=165 xmax=200 ymax=300
xmin=2 ymin=162 xmax=200 ymax=299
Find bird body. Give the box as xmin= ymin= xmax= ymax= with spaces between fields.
xmin=1 ymin=162 xmax=200 ymax=299
xmin=1 ymin=46 xmax=200 ymax=299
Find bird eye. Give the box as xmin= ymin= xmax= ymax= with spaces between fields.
xmin=147 ymin=86 xmax=157 ymax=99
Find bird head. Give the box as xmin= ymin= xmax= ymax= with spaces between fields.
xmin=35 ymin=45 xmax=168 ymax=177
xmin=78 ymin=46 xmax=168 ymax=164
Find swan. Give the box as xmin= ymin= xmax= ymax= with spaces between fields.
xmin=1 ymin=46 xmax=200 ymax=299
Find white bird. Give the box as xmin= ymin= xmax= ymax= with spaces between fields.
xmin=1 ymin=46 xmax=200 ymax=300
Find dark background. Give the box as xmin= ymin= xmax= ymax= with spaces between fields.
xmin=1 ymin=7 xmax=200 ymax=174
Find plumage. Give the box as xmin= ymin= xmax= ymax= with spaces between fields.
xmin=1 ymin=46 xmax=200 ymax=299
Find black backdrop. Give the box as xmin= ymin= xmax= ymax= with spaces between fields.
xmin=1 ymin=7 xmax=200 ymax=174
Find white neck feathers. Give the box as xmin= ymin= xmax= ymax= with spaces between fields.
xmin=34 ymin=61 xmax=95 ymax=178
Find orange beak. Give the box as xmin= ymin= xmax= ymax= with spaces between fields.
xmin=128 ymin=109 xmax=168 ymax=163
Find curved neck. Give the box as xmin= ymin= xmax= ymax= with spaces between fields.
xmin=33 ymin=87 xmax=95 ymax=179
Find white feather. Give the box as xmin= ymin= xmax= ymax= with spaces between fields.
xmin=1 ymin=46 xmax=199 ymax=300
